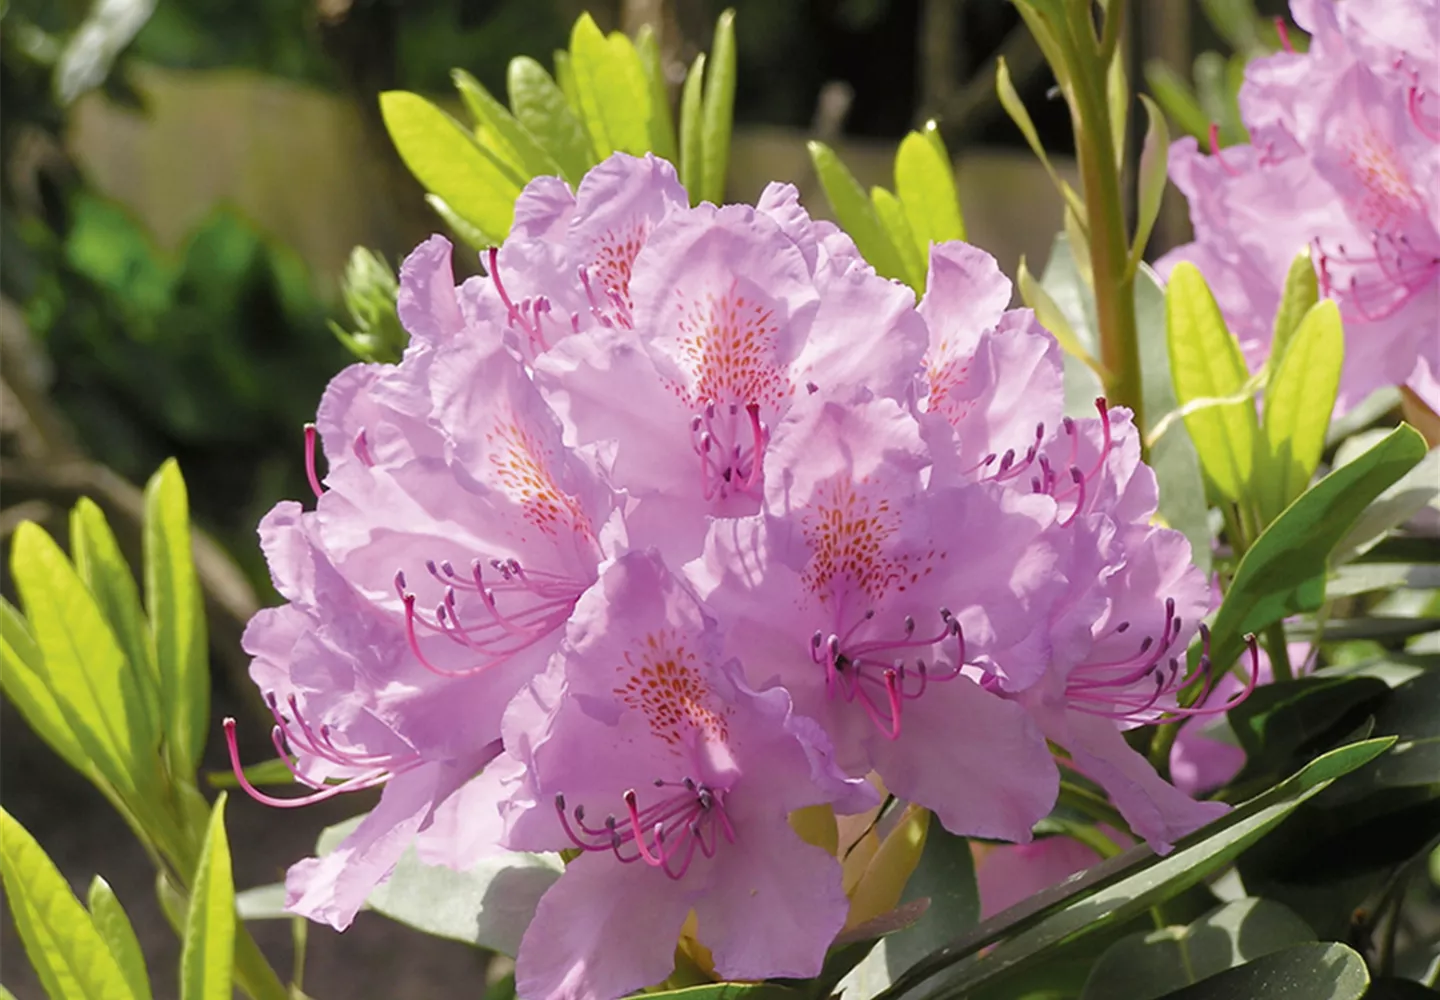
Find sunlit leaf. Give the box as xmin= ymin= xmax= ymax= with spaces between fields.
xmin=1131 ymin=95 xmax=1170 ymax=265
xmin=568 ymin=14 xmax=652 ymax=160
xmin=0 ymin=807 xmax=134 ymax=1000
xmin=871 ymin=186 xmax=925 ymax=292
xmin=180 ymin=795 xmax=234 ymax=1000
xmin=678 ymin=52 xmax=707 ymax=202
xmin=143 ymin=460 xmax=208 ymax=779
xmin=1267 ymin=249 xmax=1320 ymax=376
xmin=635 ymin=24 xmax=678 ymax=164
xmin=0 ymin=596 xmax=92 ymax=779
xmin=808 ymin=141 xmax=907 ymax=282
xmin=452 ymin=69 xmax=564 ymax=183
xmin=895 ymin=124 xmax=965 ymax=255
xmin=506 ymin=56 xmax=595 ymax=182
xmin=699 ymin=9 xmax=737 ymax=205
xmin=1259 ymin=300 xmax=1344 ymax=522
xmin=88 ymin=876 xmax=152 ymax=1000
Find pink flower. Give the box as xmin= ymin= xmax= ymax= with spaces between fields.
xmin=691 ymin=388 xmax=1065 ymax=843
xmin=494 ymin=552 xmax=874 ymax=1000
xmin=1159 ymin=0 xmax=1440 ymax=414
xmin=226 ymin=235 xmax=622 ymax=929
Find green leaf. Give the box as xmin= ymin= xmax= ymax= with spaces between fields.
xmin=640 ymin=985 xmax=801 ymax=999
xmin=11 ymin=522 xmax=154 ymax=800
xmin=1268 ymin=249 xmax=1320 ymax=374
xmin=698 ymin=9 xmax=738 ymax=205
xmin=233 ymin=883 xmax=288 ymax=921
xmin=567 ymin=14 xmax=652 ymax=160
xmin=143 ymin=460 xmax=208 ymax=779
xmin=807 ymin=140 xmax=908 ymax=282
xmin=871 ymin=186 xmax=926 ymax=292
xmin=1080 ymin=898 xmax=1314 ymax=1000
xmin=883 ymin=737 xmax=1394 ymax=1000
xmin=1330 ymin=444 xmax=1439 ymax=566
xmin=996 ymin=57 xmax=1083 ymax=217
xmin=634 ymin=24 xmax=678 ymax=165
xmin=1206 ymin=424 xmax=1429 ymax=672
xmin=882 ymin=822 xmax=980 ymax=976
xmin=205 ymin=756 xmax=297 ymax=790
xmin=0 ymin=596 xmax=92 ymax=778
xmin=1165 ymin=261 xmax=1261 ymax=505
xmin=678 ymin=52 xmax=707 ymax=202
xmin=1131 ymin=95 xmax=1170 ymax=265
xmin=424 ymin=194 xmax=493 ymax=253
xmin=895 ymin=124 xmax=965 ymax=257
xmin=69 ymin=499 xmax=160 ymax=730
xmin=0 ymin=807 xmax=135 ymax=1000
xmin=1017 ymin=255 xmax=1101 ymax=374
xmin=506 ymin=56 xmax=595 ymax=183
xmin=181 ymin=794 xmax=235 ymax=1000
xmin=88 ymin=877 xmax=152 ymax=1000
xmin=452 ymin=69 xmax=564 ymax=183
xmin=380 ymin=90 xmax=518 ymax=242
xmin=1259 ymin=300 xmax=1344 ymax=522
xmin=1144 ymin=60 xmax=1211 ymax=140
xmin=1148 ymin=942 xmax=1368 ymax=1000
xmin=314 ymin=817 xmax=562 ymax=956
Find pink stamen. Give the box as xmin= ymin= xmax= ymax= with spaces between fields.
xmin=1274 ymin=17 xmax=1294 ymax=53
xmin=223 ymin=718 xmax=391 ymax=809
xmin=556 ymin=781 xmax=732 ymax=881
xmin=303 ymin=424 xmax=324 ymax=499
xmin=1209 ymin=123 xmax=1241 ymax=177
xmin=817 ymin=611 xmax=967 ymax=738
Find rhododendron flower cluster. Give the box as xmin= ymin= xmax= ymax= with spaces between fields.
xmin=1160 ymin=0 xmax=1440 ymax=414
xmin=229 ymin=153 xmax=1237 ymax=1000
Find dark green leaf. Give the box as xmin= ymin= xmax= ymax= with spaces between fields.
xmin=1079 ymin=898 xmax=1313 ymax=1000
xmin=1206 ymin=425 xmax=1428 ymax=672
xmin=882 ymin=823 xmax=979 ymax=977
xmin=1149 ymin=942 xmax=1368 ymax=1000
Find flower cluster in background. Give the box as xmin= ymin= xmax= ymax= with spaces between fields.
xmin=1160 ymin=0 xmax=1439 ymax=414
xmin=229 ymin=153 xmax=1245 ymax=1000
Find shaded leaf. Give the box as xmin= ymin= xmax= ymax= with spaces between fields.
xmin=1149 ymin=942 xmax=1368 ymax=1000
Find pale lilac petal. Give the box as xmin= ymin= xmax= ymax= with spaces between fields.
xmin=511 ymin=175 xmax=577 ymax=241
xmin=396 ymin=236 xmax=466 ymax=345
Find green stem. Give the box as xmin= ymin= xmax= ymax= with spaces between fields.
xmin=1062 ymin=2 xmax=1144 ymax=437
xmin=1057 ymin=779 xmax=1129 ymax=833
xmin=1264 ymin=621 xmax=1294 ymax=683
xmin=1147 ymin=720 xmax=1181 ymax=780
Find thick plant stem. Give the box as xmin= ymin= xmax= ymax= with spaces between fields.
xmin=1064 ymin=0 xmax=1145 ymax=436
xmin=1264 ymin=621 xmax=1294 ymax=683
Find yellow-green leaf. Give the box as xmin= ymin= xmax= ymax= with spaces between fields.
xmin=1018 ymin=255 xmax=1103 ymax=377
xmin=895 ymin=124 xmax=965 ymax=259
xmin=180 ymin=795 xmax=234 ymax=1000
xmin=997 ymin=57 xmax=1083 ymax=218
xmin=678 ymin=51 xmax=706 ymax=203
xmin=380 ymin=90 xmax=519 ymax=242
xmin=635 ymin=24 xmax=678 ymax=164
xmin=12 ymin=522 xmax=154 ymax=800
xmin=143 ymin=460 xmax=208 ymax=779
xmin=1131 ymin=94 xmax=1170 ymax=267
xmin=88 ymin=877 xmax=152 ymax=1000
xmin=506 ymin=56 xmax=595 ymax=182
xmin=0 ymin=596 xmax=91 ymax=778
xmin=568 ymin=14 xmax=651 ymax=159
xmin=452 ymin=69 xmax=563 ymax=183
xmin=0 ymin=807 xmax=134 ymax=1000
xmin=871 ymin=186 xmax=926 ymax=292
xmin=1260 ymin=300 xmax=1344 ymax=522
xmin=1267 ymin=248 xmax=1320 ymax=377
xmin=1166 ymin=262 xmax=1261 ymax=503
xmin=699 ymin=9 xmax=737 ymax=205
xmin=808 ymin=140 xmax=908 ymax=282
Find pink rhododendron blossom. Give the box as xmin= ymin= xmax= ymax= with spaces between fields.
xmin=692 ymin=391 xmax=1065 ymax=843
xmin=497 ymin=552 xmax=874 ymax=1000
xmin=231 ymin=151 xmax=1237 ymax=996
xmin=1159 ymin=0 xmax=1440 ymax=414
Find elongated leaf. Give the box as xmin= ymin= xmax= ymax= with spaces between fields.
xmin=895 ymin=124 xmax=965 ymax=253
xmin=506 ymin=56 xmax=594 ymax=182
xmin=1018 ymin=255 xmax=1099 ymax=372
xmin=882 ymin=737 xmax=1394 ymax=1000
xmin=996 ymin=57 xmax=1081 ymax=216
xmin=871 ymin=186 xmax=925 ymax=292
xmin=1330 ymin=437 xmax=1439 ymax=565
xmin=452 ymin=69 xmax=563 ymax=183
xmin=70 ymin=499 xmax=159 ymax=729
xmin=699 ymin=9 xmax=737 ymax=205
xmin=11 ymin=522 xmax=153 ymax=800
xmin=1206 ymin=424 xmax=1428 ymax=672
xmin=1080 ymin=898 xmax=1314 ymax=1000
xmin=1151 ymin=942 xmax=1368 ymax=1000
xmin=808 ymin=141 xmax=908 ymax=281
xmin=641 ymin=985 xmax=801 ymax=999
xmin=88 ymin=877 xmax=152 ymax=1000
xmin=678 ymin=52 xmax=706 ymax=201
xmin=1131 ymin=95 xmax=1170 ymax=264
xmin=380 ymin=91 xmax=519 ymax=242
xmin=315 ymin=817 xmax=562 ymax=957
xmin=181 ymin=795 xmax=234 ymax=1000
xmin=1260 ymin=300 xmax=1344 ymax=522
xmin=0 ymin=596 xmax=91 ymax=777
xmin=568 ymin=14 xmax=651 ymax=160
xmin=1268 ymin=249 xmax=1320 ymax=373
xmin=882 ymin=821 xmax=979 ymax=977
xmin=143 ymin=460 xmax=207 ymax=778
xmin=0 ymin=808 xmax=134 ymax=1000
xmin=635 ymin=25 xmax=678 ymax=164
xmin=1144 ymin=60 xmax=1211 ymax=140
xmin=1166 ymin=262 xmax=1260 ymax=504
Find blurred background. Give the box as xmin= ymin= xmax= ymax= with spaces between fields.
xmin=0 ymin=1 xmax=1288 ymax=996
